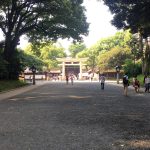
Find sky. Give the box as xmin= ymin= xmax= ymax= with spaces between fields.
xmin=57 ymin=0 xmax=118 ymax=49
xmin=0 ymin=0 xmax=118 ymax=49
xmin=82 ymin=0 xmax=117 ymax=47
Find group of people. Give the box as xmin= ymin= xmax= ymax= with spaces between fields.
xmin=66 ymin=74 xmax=74 ymax=85
xmin=99 ymin=73 xmax=150 ymax=96
xmin=122 ymin=74 xmax=150 ymax=96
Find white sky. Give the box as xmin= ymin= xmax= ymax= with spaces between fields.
xmin=58 ymin=0 xmax=118 ymax=49
xmin=0 ymin=0 xmax=118 ymax=49
xmin=83 ymin=0 xmax=117 ymax=47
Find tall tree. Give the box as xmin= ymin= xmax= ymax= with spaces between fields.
xmin=0 ymin=0 xmax=89 ymax=79
xmin=102 ymin=0 xmax=150 ymax=74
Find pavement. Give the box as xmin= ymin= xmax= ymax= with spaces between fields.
xmin=0 ymin=80 xmax=150 ymax=150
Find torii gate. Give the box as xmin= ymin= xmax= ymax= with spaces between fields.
xmin=57 ymin=57 xmax=88 ymax=80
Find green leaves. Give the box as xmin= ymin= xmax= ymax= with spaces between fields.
xmin=68 ymin=43 xmax=86 ymax=57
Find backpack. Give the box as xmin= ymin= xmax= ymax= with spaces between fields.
xmin=123 ymin=76 xmax=128 ymax=84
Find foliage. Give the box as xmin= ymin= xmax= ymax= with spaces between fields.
xmin=136 ymin=74 xmax=145 ymax=86
xmin=76 ymin=30 xmax=135 ymax=73
xmin=96 ymin=31 xmax=132 ymax=71
xmin=0 ymin=0 xmax=89 ymax=79
xmin=123 ymin=59 xmax=142 ymax=78
xmin=102 ymin=0 xmax=150 ymax=37
xmin=68 ymin=43 xmax=86 ymax=57
xmin=102 ymin=0 xmax=150 ymax=74
xmin=0 ymin=80 xmax=27 ymax=92
xmin=24 ymin=41 xmax=66 ymax=71
xmin=19 ymin=50 xmax=44 ymax=71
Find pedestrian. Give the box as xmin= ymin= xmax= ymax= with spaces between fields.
xmin=123 ymin=74 xmax=129 ymax=96
xmin=144 ymin=75 xmax=150 ymax=92
xmin=29 ymin=75 xmax=32 ymax=82
xmin=133 ymin=78 xmax=140 ymax=93
xmin=148 ymin=75 xmax=150 ymax=92
xmin=100 ymin=74 xmax=105 ymax=90
xmin=90 ymin=73 xmax=93 ymax=82
xmin=66 ymin=74 xmax=69 ymax=85
xmin=70 ymin=74 xmax=74 ymax=85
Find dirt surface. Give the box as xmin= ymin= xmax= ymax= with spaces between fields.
xmin=0 ymin=81 xmax=150 ymax=150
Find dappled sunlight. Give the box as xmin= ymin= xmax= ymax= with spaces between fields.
xmin=68 ymin=95 xmax=92 ymax=99
xmin=113 ymin=139 xmax=150 ymax=149
xmin=9 ymin=98 xmax=20 ymax=101
xmin=128 ymin=140 xmax=150 ymax=148
xmin=24 ymin=96 xmax=36 ymax=100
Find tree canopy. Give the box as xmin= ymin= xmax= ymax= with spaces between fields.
xmin=0 ymin=0 xmax=89 ymax=79
xmin=102 ymin=0 xmax=150 ymax=37
xmin=102 ymin=0 xmax=150 ymax=74
xmin=24 ymin=41 xmax=66 ymax=71
xmin=68 ymin=42 xmax=86 ymax=58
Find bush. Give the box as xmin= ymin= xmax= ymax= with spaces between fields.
xmin=123 ymin=59 xmax=142 ymax=77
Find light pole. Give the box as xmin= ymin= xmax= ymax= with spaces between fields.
xmin=115 ymin=65 xmax=120 ymax=84
xmin=31 ymin=65 xmax=36 ymax=85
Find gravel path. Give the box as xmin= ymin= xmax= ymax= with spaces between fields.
xmin=0 ymin=81 xmax=150 ymax=150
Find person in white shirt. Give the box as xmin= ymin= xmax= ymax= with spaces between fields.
xmin=144 ymin=75 xmax=150 ymax=92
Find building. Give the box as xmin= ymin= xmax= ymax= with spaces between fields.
xmin=57 ymin=57 xmax=88 ymax=80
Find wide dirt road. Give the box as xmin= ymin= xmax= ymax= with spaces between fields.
xmin=0 ymin=81 xmax=150 ymax=150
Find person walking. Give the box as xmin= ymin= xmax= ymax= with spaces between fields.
xmin=144 ymin=75 xmax=148 ymax=92
xmin=66 ymin=75 xmax=69 ymax=85
xmin=70 ymin=74 xmax=74 ymax=85
xmin=144 ymin=75 xmax=150 ymax=92
xmin=123 ymin=74 xmax=129 ymax=96
xmin=148 ymin=76 xmax=150 ymax=92
xmin=100 ymin=74 xmax=105 ymax=90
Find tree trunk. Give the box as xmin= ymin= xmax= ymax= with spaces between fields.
xmin=3 ymin=37 xmax=20 ymax=80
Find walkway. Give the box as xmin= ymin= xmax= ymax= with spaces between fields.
xmin=0 ymin=81 xmax=149 ymax=150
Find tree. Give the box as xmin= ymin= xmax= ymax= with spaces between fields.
xmin=68 ymin=43 xmax=86 ymax=57
xmin=102 ymin=0 xmax=150 ymax=74
xmin=19 ymin=50 xmax=44 ymax=71
xmin=0 ymin=0 xmax=89 ymax=79
xmin=24 ymin=41 xmax=66 ymax=71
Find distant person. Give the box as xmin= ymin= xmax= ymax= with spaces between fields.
xmin=123 ymin=74 xmax=129 ymax=96
xmin=70 ymin=74 xmax=74 ymax=85
xmin=144 ymin=75 xmax=150 ymax=92
xmin=100 ymin=74 xmax=105 ymax=90
xmin=66 ymin=75 xmax=69 ymax=85
xmin=90 ymin=73 xmax=93 ymax=82
xmin=133 ymin=78 xmax=140 ymax=93
xmin=29 ymin=75 xmax=32 ymax=82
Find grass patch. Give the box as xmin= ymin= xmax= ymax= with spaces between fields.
xmin=129 ymin=74 xmax=144 ymax=87
xmin=137 ymin=74 xmax=144 ymax=86
xmin=0 ymin=80 xmax=28 ymax=92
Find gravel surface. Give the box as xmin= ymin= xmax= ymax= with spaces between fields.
xmin=0 ymin=81 xmax=150 ymax=150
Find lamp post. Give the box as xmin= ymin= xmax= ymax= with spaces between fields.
xmin=115 ymin=65 xmax=120 ymax=84
xmin=31 ymin=65 xmax=36 ymax=85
